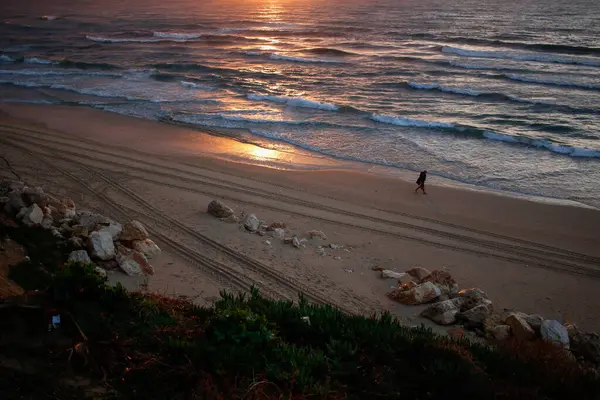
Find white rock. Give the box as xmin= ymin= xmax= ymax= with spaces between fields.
xmin=292 ymin=236 xmax=301 ymax=248
xmin=99 ymin=221 xmax=122 ymax=240
xmin=20 ymin=204 xmax=44 ymax=226
xmin=244 ymin=214 xmax=260 ymax=232
xmin=380 ymin=270 xmax=408 ymax=280
xmin=541 ymin=320 xmax=570 ymax=349
xmin=116 ymin=245 xmax=154 ymax=276
xmin=268 ymin=228 xmax=285 ymax=240
xmin=87 ymin=231 xmax=116 ymax=260
xmin=492 ymin=325 xmax=511 ymax=341
xmin=421 ymin=298 xmax=464 ymax=325
xmin=505 ymin=312 xmax=535 ymax=340
xmin=78 ymin=211 xmax=112 ymax=230
xmin=41 ymin=215 xmax=54 ymax=230
xmin=68 ymin=250 xmax=92 ymax=264
xmin=120 ymin=220 xmax=149 ymax=241
xmin=265 ymin=240 xmax=271 ymax=245
xmin=132 ymin=238 xmax=161 ymax=259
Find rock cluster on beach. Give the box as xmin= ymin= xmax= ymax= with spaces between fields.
xmin=378 ymin=264 xmax=600 ymax=367
xmin=207 ymin=199 xmax=335 ymax=251
xmin=1 ymin=179 xmax=160 ymax=277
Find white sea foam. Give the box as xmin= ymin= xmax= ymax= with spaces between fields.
xmin=0 ymin=69 xmax=121 ymax=77
xmin=269 ymin=54 xmax=339 ymax=63
xmin=179 ymin=81 xmax=216 ymax=91
xmin=153 ymin=32 xmax=203 ymax=39
xmin=0 ymin=55 xmax=14 ymax=63
xmin=221 ymin=114 xmax=303 ymax=124
xmin=371 ymin=114 xmax=455 ymax=128
xmin=442 ymin=46 xmax=600 ymax=67
xmin=247 ymin=94 xmax=339 ymax=111
xmin=407 ymin=82 xmax=481 ymax=96
xmin=24 ymin=57 xmax=56 ymax=65
xmin=482 ymin=131 xmax=600 ymax=158
xmin=86 ymin=35 xmax=165 ymax=43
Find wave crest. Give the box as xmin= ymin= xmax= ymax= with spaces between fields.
xmin=247 ymin=94 xmax=339 ymax=111
xmin=153 ymin=32 xmax=203 ymax=39
xmin=371 ymin=114 xmax=454 ymax=128
xmin=442 ymin=46 xmax=600 ymax=67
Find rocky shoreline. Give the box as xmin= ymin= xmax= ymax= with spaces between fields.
xmin=375 ymin=264 xmax=600 ymax=368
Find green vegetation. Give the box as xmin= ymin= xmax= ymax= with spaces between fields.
xmin=1 ymin=225 xmax=600 ymax=399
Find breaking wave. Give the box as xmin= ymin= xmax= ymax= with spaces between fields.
xmin=247 ymin=94 xmax=339 ymax=111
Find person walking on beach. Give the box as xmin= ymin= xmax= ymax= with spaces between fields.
xmin=415 ymin=170 xmax=427 ymax=194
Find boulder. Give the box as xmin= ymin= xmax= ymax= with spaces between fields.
xmin=292 ymin=236 xmax=301 ymax=248
xmin=4 ymin=191 xmax=25 ymax=216
xmin=55 ymin=199 xmax=76 ymax=219
xmin=405 ymin=267 xmax=431 ymax=283
xmin=207 ymin=200 xmax=234 ymax=218
xmin=540 ymin=320 xmax=570 ymax=349
xmin=380 ymin=270 xmax=407 ymax=280
xmin=87 ymin=231 xmax=116 ymax=260
xmin=307 ymin=230 xmax=327 ymax=240
xmin=41 ymin=215 xmax=54 ymax=230
xmin=132 ymin=238 xmax=161 ymax=259
xmin=116 ymin=245 xmax=154 ymax=276
xmin=68 ymin=250 xmax=92 ymax=265
xmin=524 ymin=314 xmax=544 ymax=333
xmin=71 ymin=225 xmax=89 ymax=238
xmin=458 ymin=288 xmax=489 ymax=311
xmin=77 ymin=211 xmax=112 ymax=231
xmin=421 ymin=298 xmax=464 ymax=325
xmin=491 ymin=325 xmax=511 ymax=341
xmin=483 ymin=314 xmax=504 ymax=337
xmin=457 ymin=303 xmax=492 ymax=328
xmin=99 ymin=221 xmax=122 ymax=240
xmin=94 ymin=266 xmax=108 ymax=278
xmin=421 ymin=270 xmax=458 ymax=295
xmin=505 ymin=312 xmax=535 ymax=341
xmin=268 ymin=228 xmax=285 ymax=240
xmin=22 ymin=186 xmax=48 ymax=207
xmin=120 ymin=220 xmax=149 ymax=241
xmin=243 ymin=214 xmax=260 ymax=232
xmin=388 ymin=281 xmax=441 ymax=305
xmin=20 ymin=204 xmax=44 ymax=226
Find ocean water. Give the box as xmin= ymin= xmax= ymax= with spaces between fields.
xmin=1 ymin=0 xmax=599 ymax=207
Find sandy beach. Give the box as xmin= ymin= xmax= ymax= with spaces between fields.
xmin=1 ymin=103 xmax=600 ymax=332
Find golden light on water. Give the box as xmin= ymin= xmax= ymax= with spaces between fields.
xmin=250 ymin=146 xmax=278 ymax=160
